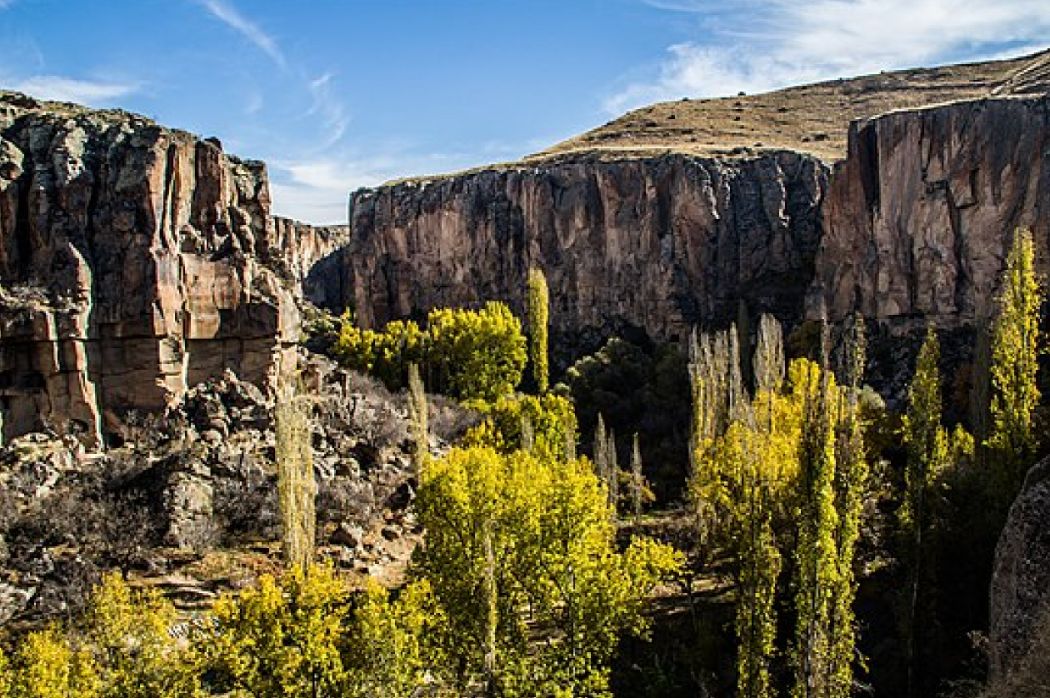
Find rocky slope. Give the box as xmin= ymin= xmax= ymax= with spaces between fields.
xmin=0 ymin=353 xmax=474 ymax=624
xmin=0 ymin=92 xmax=347 ymax=448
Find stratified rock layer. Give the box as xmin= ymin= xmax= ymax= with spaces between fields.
xmin=0 ymin=93 xmax=308 ymax=446
xmin=347 ymin=152 xmax=828 ymax=354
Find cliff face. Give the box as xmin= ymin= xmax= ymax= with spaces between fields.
xmin=343 ymin=96 xmax=1050 ymax=359
xmin=347 ymin=152 xmax=828 ymax=354
xmin=0 ymin=93 xmax=307 ymax=446
xmin=815 ymin=96 xmax=1050 ymax=323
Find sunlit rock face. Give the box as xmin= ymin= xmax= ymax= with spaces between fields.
xmin=815 ymin=95 xmax=1050 ymax=325
xmin=0 ymin=92 xmax=304 ymax=446
xmin=345 ymin=152 xmax=828 ymax=357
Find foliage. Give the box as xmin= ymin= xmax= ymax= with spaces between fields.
xmin=563 ymin=338 xmax=691 ymax=502
xmin=407 ymin=362 xmax=429 ymax=472
xmin=989 ymin=227 xmax=1042 ymax=490
xmin=688 ymin=316 xmax=869 ymax=698
xmin=334 ymin=302 xmax=527 ymax=402
xmin=201 ymin=566 xmax=349 ymax=698
xmin=3 ymin=574 xmax=195 ymax=698
xmin=463 ymin=392 xmax=577 ymax=461
xmin=415 ymin=445 xmax=681 ymax=696
xmin=342 ymin=580 xmax=447 ymax=697
xmin=527 ymin=268 xmax=551 ymax=393
xmin=7 ymin=628 xmax=100 ymax=698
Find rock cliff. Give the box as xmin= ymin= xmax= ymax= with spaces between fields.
xmin=0 ymin=92 xmax=336 ymax=447
xmin=340 ymin=95 xmax=1050 ymax=369
xmin=346 ymin=152 xmax=828 ymax=357
xmin=815 ymin=95 xmax=1050 ymax=324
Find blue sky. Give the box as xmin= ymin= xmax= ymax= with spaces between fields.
xmin=1 ymin=1 xmax=1048 ymax=223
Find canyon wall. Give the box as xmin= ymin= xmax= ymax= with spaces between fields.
xmin=343 ymin=96 xmax=1050 ymax=357
xmin=0 ymin=93 xmax=316 ymax=446
xmin=346 ymin=153 xmax=828 ymax=354
xmin=815 ymin=95 xmax=1050 ymax=324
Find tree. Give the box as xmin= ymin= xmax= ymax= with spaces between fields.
xmin=630 ymin=433 xmax=647 ymax=518
xmin=989 ymin=227 xmax=1042 ymax=491
xmin=82 ymin=573 xmax=199 ymax=698
xmin=334 ymin=302 xmax=527 ymax=402
xmin=791 ymin=332 xmax=841 ymax=698
xmin=342 ymin=580 xmax=447 ymax=698
xmin=464 ymin=392 xmax=577 ymax=461
xmin=415 ymin=446 xmax=680 ymax=695
xmin=426 ymin=302 xmax=528 ymax=402
xmin=527 ymin=268 xmax=551 ymax=393
xmin=276 ymin=383 xmax=316 ymax=572
xmin=406 ymin=362 xmax=429 ymax=473
xmin=202 ymin=566 xmax=349 ymax=698
xmin=8 ymin=628 xmax=100 ymax=698
xmin=828 ymin=313 xmax=868 ymax=697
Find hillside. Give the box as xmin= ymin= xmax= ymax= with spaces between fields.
xmin=540 ymin=48 xmax=1050 ymax=162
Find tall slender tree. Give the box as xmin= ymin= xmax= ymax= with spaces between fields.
xmin=900 ymin=325 xmax=948 ymax=698
xmin=275 ymin=381 xmax=316 ymax=573
xmin=828 ymin=313 xmax=868 ymax=696
xmin=631 ymin=433 xmax=644 ymax=518
xmin=989 ymin=227 xmax=1042 ymax=491
xmin=407 ymin=363 xmax=429 ymax=474
xmin=792 ymin=324 xmax=840 ymax=698
xmin=527 ymin=268 xmax=551 ymax=394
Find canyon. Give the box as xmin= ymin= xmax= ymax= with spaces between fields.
xmin=0 ymin=49 xmax=1048 ymax=679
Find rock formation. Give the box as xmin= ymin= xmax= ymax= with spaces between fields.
xmin=336 ymin=96 xmax=1050 ymax=375
xmin=816 ymin=96 xmax=1050 ymax=324
xmin=345 ymin=152 xmax=827 ymax=356
xmin=0 ymin=93 xmax=342 ymax=447
xmin=990 ymin=457 xmax=1050 ymax=679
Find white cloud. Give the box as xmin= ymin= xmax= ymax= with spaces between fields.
xmin=197 ymin=0 xmax=286 ymax=68
xmin=306 ymin=72 xmax=349 ymax=148
xmin=9 ymin=75 xmax=138 ymax=105
xmin=609 ymin=0 xmax=1050 ymax=112
xmin=269 ymin=158 xmax=400 ymax=224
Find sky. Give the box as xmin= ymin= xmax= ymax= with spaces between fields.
xmin=1 ymin=1 xmax=1048 ymax=224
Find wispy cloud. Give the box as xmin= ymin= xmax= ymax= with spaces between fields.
xmin=196 ymin=0 xmax=286 ymax=68
xmin=306 ymin=72 xmax=349 ymax=148
xmin=9 ymin=75 xmax=139 ymax=105
xmin=608 ymin=0 xmax=1050 ymax=112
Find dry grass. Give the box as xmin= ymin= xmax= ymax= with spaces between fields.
xmin=540 ymin=49 xmax=1050 ymax=164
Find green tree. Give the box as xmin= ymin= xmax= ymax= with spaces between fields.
xmin=82 ymin=573 xmax=199 ymax=698
xmin=791 ymin=334 xmax=840 ymax=698
xmin=828 ymin=314 xmax=868 ymax=697
xmin=989 ymin=227 xmax=1042 ymax=490
xmin=415 ymin=446 xmax=680 ymax=696
xmin=527 ymin=268 xmax=551 ymax=393
xmin=342 ymin=580 xmax=447 ymax=697
xmin=463 ymin=392 xmax=577 ymax=461
xmin=426 ymin=302 xmax=528 ymax=401
xmin=899 ymin=326 xmax=959 ymax=697
xmin=276 ymin=384 xmax=316 ymax=572
xmin=202 ymin=566 xmax=349 ymax=698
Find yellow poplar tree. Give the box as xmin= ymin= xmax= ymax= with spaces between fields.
xmin=527 ymin=268 xmax=551 ymax=393
xmin=989 ymin=227 xmax=1042 ymax=489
